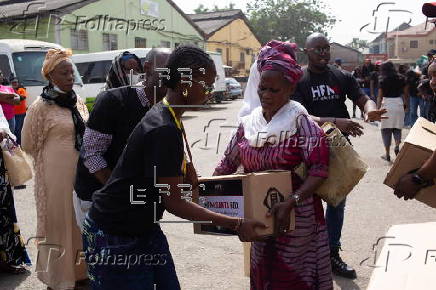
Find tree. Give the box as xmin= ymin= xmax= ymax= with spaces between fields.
xmin=194 ymin=3 xmax=237 ymax=13
xmin=194 ymin=4 xmax=209 ymax=13
xmin=246 ymin=0 xmax=336 ymax=47
xmin=347 ymin=38 xmax=369 ymax=50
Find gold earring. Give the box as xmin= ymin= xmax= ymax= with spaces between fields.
xmin=183 ymin=88 xmax=188 ymax=98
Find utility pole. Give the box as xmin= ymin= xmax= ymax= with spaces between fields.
xmin=385 ymin=16 xmax=390 ymax=57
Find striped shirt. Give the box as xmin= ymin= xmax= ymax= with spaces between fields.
xmin=83 ymin=88 xmax=150 ymax=173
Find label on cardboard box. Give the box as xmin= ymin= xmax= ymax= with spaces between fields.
xmin=199 ymin=196 xmax=244 ymax=218
xmin=193 ymin=171 xmax=295 ymax=237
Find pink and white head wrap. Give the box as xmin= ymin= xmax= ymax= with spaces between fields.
xmin=256 ymin=40 xmax=303 ymax=85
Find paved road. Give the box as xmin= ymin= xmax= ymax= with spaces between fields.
xmin=2 ymin=99 xmax=436 ymax=290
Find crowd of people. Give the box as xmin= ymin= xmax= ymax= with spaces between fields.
xmin=349 ymin=50 xmax=436 ymax=162
xmin=0 ymin=4 xmax=435 ymax=290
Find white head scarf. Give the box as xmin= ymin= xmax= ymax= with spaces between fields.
xmin=237 ymin=61 xmax=308 ymax=148
xmin=238 ymin=62 xmax=261 ymax=119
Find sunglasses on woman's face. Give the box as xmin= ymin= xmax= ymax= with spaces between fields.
xmin=192 ymin=79 xmax=214 ymax=95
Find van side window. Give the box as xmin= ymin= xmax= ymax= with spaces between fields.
xmin=76 ymin=61 xmax=111 ymax=84
xmin=0 ymin=55 xmax=12 ymax=80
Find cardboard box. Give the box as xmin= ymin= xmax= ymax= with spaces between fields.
xmin=243 ymin=242 xmax=251 ymax=277
xmin=384 ymin=118 xmax=436 ymax=207
xmin=367 ymin=222 xmax=436 ymax=290
xmin=193 ymin=171 xmax=295 ymax=237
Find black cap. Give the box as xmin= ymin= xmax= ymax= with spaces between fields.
xmin=428 ymin=49 xmax=436 ymax=56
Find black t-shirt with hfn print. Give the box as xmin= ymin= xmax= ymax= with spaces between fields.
xmin=292 ymin=65 xmax=365 ymax=119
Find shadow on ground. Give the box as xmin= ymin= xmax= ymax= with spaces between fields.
xmin=0 ymin=270 xmax=31 ymax=290
xmin=334 ymin=275 xmax=362 ymax=290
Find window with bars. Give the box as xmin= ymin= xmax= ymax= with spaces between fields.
xmin=410 ymin=40 xmax=418 ymax=49
xmin=135 ymin=37 xmax=147 ymax=48
xmin=71 ymin=30 xmax=89 ymax=50
xmin=103 ymin=33 xmax=118 ymax=51
xmin=160 ymin=41 xmax=171 ymax=48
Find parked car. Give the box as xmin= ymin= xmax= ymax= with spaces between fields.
xmin=225 ymin=77 xmax=243 ymax=100
xmin=207 ymin=51 xmax=228 ymax=103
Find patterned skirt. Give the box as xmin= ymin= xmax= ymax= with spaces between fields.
xmin=250 ymin=195 xmax=332 ymax=290
xmin=0 ymin=155 xmax=31 ymax=267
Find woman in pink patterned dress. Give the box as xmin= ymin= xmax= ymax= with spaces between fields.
xmin=214 ymin=41 xmax=333 ymax=290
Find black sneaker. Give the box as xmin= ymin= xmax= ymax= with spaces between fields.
xmin=331 ymin=249 xmax=357 ymax=279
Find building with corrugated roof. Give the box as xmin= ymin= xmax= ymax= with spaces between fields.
xmin=0 ymin=0 xmax=206 ymax=53
xmin=188 ymin=10 xmax=261 ymax=76
xmin=385 ymin=21 xmax=435 ymax=62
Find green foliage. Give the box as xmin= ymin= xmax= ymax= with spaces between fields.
xmin=194 ymin=4 xmax=209 ymax=13
xmin=246 ymin=0 xmax=336 ymax=47
xmin=85 ymin=97 xmax=95 ymax=112
xmin=194 ymin=2 xmax=237 ymax=13
xmin=347 ymin=38 xmax=369 ymax=50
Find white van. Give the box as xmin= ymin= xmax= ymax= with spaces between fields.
xmin=72 ymin=48 xmax=151 ymax=101
xmin=72 ymin=48 xmax=227 ymax=104
xmin=207 ymin=51 xmax=228 ymax=103
xmin=0 ymin=39 xmax=85 ymax=106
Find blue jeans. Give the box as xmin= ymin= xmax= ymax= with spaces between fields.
xmin=362 ymin=88 xmax=371 ymax=98
xmin=405 ymin=95 xmax=422 ymax=127
xmin=421 ymin=99 xmax=432 ymax=120
xmin=326 ymin=198 xmax=346 ymax=250
xmin=7 ymin=117 xmax=15 ymax=134
xmin=14 ymin=113 xmax=25 ymax=145
xmin=82 ymin=216 xmax=180 ymax=290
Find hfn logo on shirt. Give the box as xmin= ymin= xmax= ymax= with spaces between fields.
xmin=311 ymin=85 xmax=341 ymax=101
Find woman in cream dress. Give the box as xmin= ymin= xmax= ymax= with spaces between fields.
xmin=22 ymin=49 xmax=88 ymax=290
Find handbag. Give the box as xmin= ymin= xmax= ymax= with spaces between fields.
xmin=295 ymin=122 xmax=369 ymax=207
xmin=2 ymin=135 xmax=33 ymax=186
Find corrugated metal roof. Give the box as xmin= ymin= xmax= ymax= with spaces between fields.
xmin=190 ymin=18 xmax=234 ymax=35
xmin=0 ymin=0 xmax=207 ymax=39
xmin=188 ymin=10 xmax=241 ymax=21
xmin=0 ymin=0 xmax=99 ymax=19
xmin=188 ymin=9 xmax=261 ymax=43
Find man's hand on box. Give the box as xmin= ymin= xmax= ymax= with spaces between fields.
xmin=237 ymin=219 xmax=267 ymax=242
xmin=394 ymin=173 xmax=420 ymax=200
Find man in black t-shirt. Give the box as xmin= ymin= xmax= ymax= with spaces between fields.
xmin=361 ymin=59 xmax=374 ymax=96
xmin=73 ymin=49 xmax=171 ymax=231
xmin=293 ymin=33 xmax=386 ymax=280
xmin=369 ymin=60 xmax=382 ymax=103
xmin=89 ymin=102 xmax=184 ymax=236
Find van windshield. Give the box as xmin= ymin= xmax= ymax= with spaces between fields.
xmin=75 ymin=60 xmax=112 ymax=84
xmin=12 ymin=51 xmax=83 ymax=87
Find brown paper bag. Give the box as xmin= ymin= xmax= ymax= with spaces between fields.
xmin=296 ymin=122 xmax=369 ymax=206
xmin=2 ymin=136 xmax=33 ymax=186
